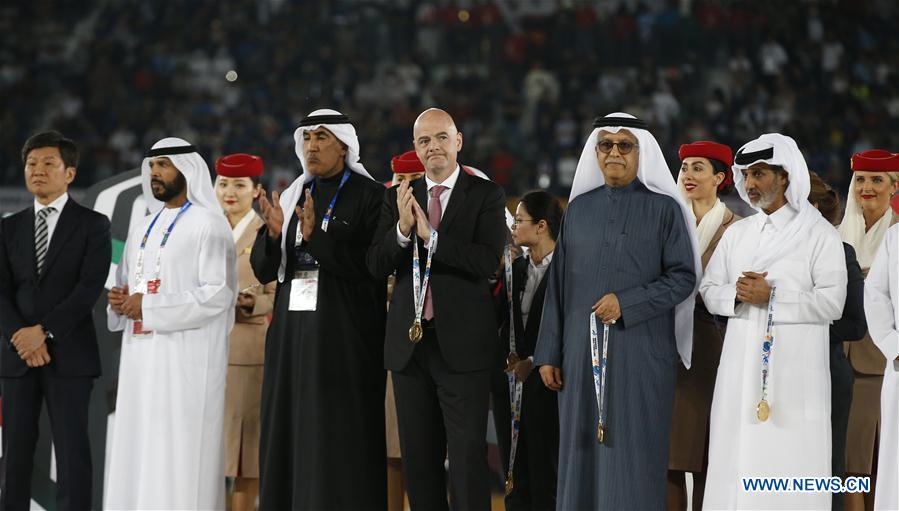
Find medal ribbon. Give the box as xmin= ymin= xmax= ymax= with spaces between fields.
xmin=590 ymin=312 xmax=611 ymax=441
xmin=295 ymin=168 xmax=351 ymax=246
xmin=759 ymin=286 xmax=777 ymax=405
xmin=503 ymin=245 xmax=524 ymax=494
xmin=412 ymin=230 xmax=438 ymax=325
xmin=134 ymin=201 xmax=193 ymax=284
xmin=504 ymin=246 xmax=517 ymax=353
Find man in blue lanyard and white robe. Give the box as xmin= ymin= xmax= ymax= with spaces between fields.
xmin=252 ymin=109 xmax=388 ymax=510
xmin=533 ymin=113 xmax=700 ymax=509
xmin=105 ymin=138 xmax=237 ymax=510
xmin=700 ymin=133 xmax=847 ymax=509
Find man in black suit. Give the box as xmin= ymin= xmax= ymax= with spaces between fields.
xmin=0 ymin=131 xmax=112 ymax=510
xmin=368 ymin=108 xmax=507 ymax=510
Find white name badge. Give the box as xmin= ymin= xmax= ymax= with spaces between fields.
xmin=289 ymin=270 xmax=319 ymax=311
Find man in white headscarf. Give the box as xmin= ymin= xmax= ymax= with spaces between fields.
xmin=864 ymin=224 xmax=899 ymax=511
xmin=532 ymin=113 xmax=699 ymax=509
xmin=105 ymin=138 xmax=237 ymax=510
xmin=250 ymin=109 xmax=388 ymax=510
xmin=700 ymin=133 xmax=847 ymax=509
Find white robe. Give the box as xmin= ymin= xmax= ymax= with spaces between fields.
xmin=864 ymin=225 xmax=899 ymax=510
xmin=700 ymin=206 xmax=847 ymax=510
xmin=105 ymin=205 xmax=236 ymax=510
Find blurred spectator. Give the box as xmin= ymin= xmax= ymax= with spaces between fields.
xmin=1 ymin=0 xmax=898 ymax=200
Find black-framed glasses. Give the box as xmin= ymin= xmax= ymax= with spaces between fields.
xmin=511 ymin=218 xmax=536 ymax=227
xmin=597 ymin=140 xmax=638 ymax=155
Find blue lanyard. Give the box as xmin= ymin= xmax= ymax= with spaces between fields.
xmin=140 ymin=201 xmax=192 ymax=250
xmin=308 ymin=169 xmax=351 ymax=232
xmin=136 ymin=201 xmax=192 ymax=281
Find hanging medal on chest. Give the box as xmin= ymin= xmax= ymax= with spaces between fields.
xmin=131 ymin=202 xmax=192 ymax=337
xmin=409 ymin=230 xmax=438 ymax=342
xmin=756 ymin=286 xmax=777 ymax=422
xmin=503 ymin=245 xmax=524 ymax=496
xmin=590 ymin=313 xmax=612 ymax=443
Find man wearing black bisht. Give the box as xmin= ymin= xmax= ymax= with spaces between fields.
xmin=251 ymin=109 xmax=387 ymax=510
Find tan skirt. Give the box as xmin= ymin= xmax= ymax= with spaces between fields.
xmin=224 ymin=364 xmax=264 ymax=478
xmin=845 ymin=373 xmax=882 ymax=475
xmin=385 ymin=371 xmax=402 ymax=459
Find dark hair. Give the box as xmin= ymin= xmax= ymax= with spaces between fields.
xmin=708 ymin=158 xmax=734 ymax=196
xmin=519 ymin=190 xmax=564 ymax=241
xmin=21 ymin=131 xmax=78 ymax=168
xmin=808 ymin=171 xmax=841 ymax=225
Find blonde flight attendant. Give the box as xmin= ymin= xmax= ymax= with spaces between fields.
xmin=215 ymin=153 xmax=276 ymax=511
xmin=839 ymin=149 xmax=899 ymax=511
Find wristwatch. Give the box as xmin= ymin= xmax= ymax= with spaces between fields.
xmin=41 ymin=325 xmax=54 ymax=340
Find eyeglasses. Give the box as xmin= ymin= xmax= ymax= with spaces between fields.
xmin=597 ymin=140 xmax=638 ymax=155
xmin=511 ymin=218 xmax=536 ymax=227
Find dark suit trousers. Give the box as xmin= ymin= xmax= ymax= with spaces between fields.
xmin=392 ymin=325 xmax=491 ymax=511
xmin=0 ymin=368 xmax=93 ymax=511
xmin=493 ymin=370 xmax=559 ymax=511
xmin=831 ymin=342 xmax=854 ymax=511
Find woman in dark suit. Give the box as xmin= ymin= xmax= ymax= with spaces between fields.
xmin=493 ymin=190 xmax=563 ymax=511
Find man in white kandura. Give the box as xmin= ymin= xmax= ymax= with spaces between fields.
xmin=865 ymin=223 xmax=899 ymax=511
xmin=700 ymin=133 xmax=847 ymax=509
xmin=105 ymin=138 xmax=237 ymax=510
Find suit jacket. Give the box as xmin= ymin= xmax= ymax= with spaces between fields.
xmin=230 ymin=214 xmax=276 ymax=365
xmin=368 ymin=169 xmax=507 ymax=372
xmin=0 ymin=197 xmax=112 ymax=377
xmin=845 ymin=213 xmax=899 ymax=375
xmin=496 ymin=254 xmax=550 ymax=366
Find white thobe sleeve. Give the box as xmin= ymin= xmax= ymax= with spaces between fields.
xmin=864 ymin=228 xmax=898 ymax=361
xmin=141 ymin=223 xmax=237 ymax=331
xmin=700 ymin=230 xmax=738 ymax=317
xmin=107 ymin=236 xmax=130 ymax=332
xmin=772 ymin=229 xmax=847 ymax=324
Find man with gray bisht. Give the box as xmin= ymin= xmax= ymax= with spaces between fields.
xmin=534 ymin=113 xmax=699 ymax=509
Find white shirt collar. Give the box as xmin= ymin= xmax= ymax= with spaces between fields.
xmin=34 ymin=192 xmax=69 ymax=214
xmin=756 ymin=202 xmax=796 ymax=232
xmin=425 ymin=165 xmax=461 ymax=192
xmin=528 ymin=249 xmax=554 ymax=270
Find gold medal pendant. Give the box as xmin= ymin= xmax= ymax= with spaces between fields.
xmin=757 ymin=399 xmax=770 ymax=422
xmin=505 ymin=477 xmax=514 ymax=496
xmin=597 ymin=422 xmax=605 ymax=443
xmin=409 ymin=320 xmax=423 ymax=343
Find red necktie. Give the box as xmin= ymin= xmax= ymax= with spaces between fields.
xmin=423 ymin=185 xmax=447 ymax=320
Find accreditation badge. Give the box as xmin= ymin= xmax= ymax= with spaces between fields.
xmin=131 ymin=278 xmax=157 ymax=337
xmin=289 ymin=270 xmax=319 ymax=311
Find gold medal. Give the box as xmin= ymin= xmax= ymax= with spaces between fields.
xmin=505 ymin=476 xmax=514 ymax=496
xmin=597 ymin=423 xmax=605 ymax=443
xmin=757 ymin=399 xmax=770 ymax=422
xmin=409 ymin=320 xmax=423 ymax=343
